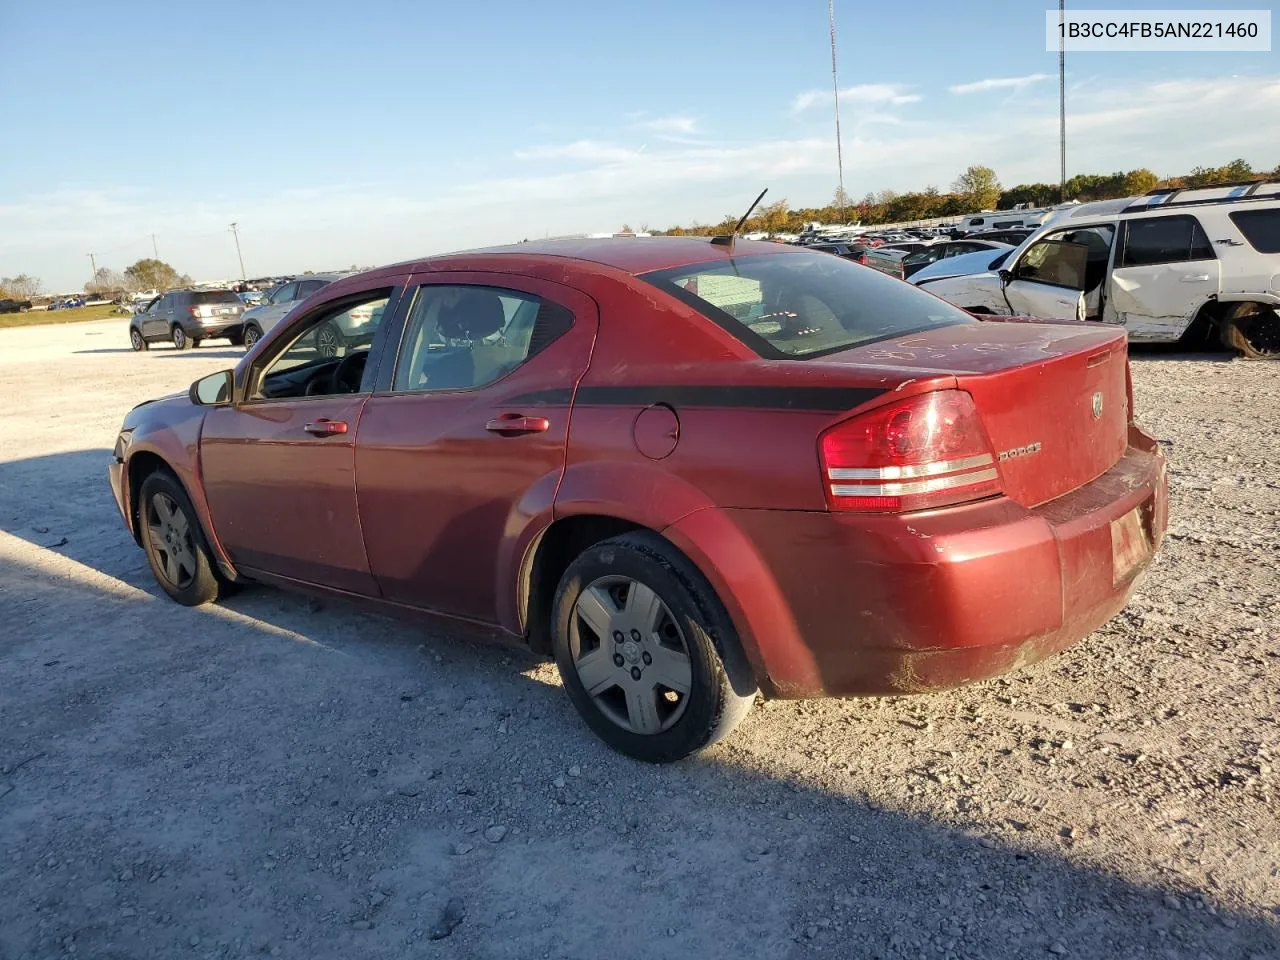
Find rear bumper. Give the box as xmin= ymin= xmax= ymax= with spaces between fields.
xmin=691 ymin=426 xmax=1167 ymax=698
xmin=181 ymin=319 xmax=243 ymax=336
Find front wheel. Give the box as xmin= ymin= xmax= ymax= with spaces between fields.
xmin=129 ymin=327 xmax=147 ymax=351
xmin=242 ymin=324 xmax=262 ymax=350
xmin=170 ymin=325 xmax=188 ymax=350
xmin=315 ymin=320 xmax=344 ymax=358
xmin=138 ymin=471 xmax=222 ymax=606
xmin=551 ymin=532 xmax=756 ymax=763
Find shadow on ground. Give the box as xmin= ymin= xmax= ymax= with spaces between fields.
xmin=1 ymin=450 xmax=1276 ymax=959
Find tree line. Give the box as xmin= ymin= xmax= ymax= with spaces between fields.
xmin=658 ymin=157 xmax=1280 ymax=237
xmin=0 ymin=259 xmax=192 ymax=300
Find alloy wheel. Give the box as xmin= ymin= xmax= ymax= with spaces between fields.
xmin=130 ymin=328 xmax=144 ymax=351
xmin=569 ymin=576 xmax=693 ymax=735
xmin=316 ymin=323 xmax=341 ymax=358
xmin=171 ymin=326 xmax=186 ymax=350
xmin=146 ymin=492 xmax=196 ymax=588
xmin=243 ymin=326 xmax=260 ymax=349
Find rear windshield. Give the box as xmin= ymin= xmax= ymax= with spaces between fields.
xmin=189 ymin=290 xmax=241 ymax=304
xmin=1228 ymin=209 xmax=1280 ymax=253
xmin=642 ymin=251 xmax=973 ymax=359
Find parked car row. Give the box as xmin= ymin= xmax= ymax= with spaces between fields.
xmin=916 ymin=182 xmax=1280 ymax=359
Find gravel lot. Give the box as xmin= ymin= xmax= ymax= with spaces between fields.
xmin=1 ymin=318 xmax=1277 ymax=960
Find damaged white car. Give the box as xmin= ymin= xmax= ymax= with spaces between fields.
xmin=919 ymin=183 xmax=1280 ymax=359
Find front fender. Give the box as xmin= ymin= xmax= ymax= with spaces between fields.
xmin=119 ymin=398 xmax=235 ymax=577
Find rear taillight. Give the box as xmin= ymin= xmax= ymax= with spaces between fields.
xmin=855 ymin=253 xmax=867 ymax=264
xmin=819 ymin=390 xmax=1001 ymax=513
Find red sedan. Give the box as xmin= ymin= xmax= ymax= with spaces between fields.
xmin=109 ymin=238 xmax=1167 ymax=762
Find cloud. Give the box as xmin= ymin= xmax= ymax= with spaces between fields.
xmin=513 ymin=140 xmax=640 ymax=162
xmin=790 ymin=84 xmax=921 ymax=114
xmin=636 ymin=115 xmax=699 ymax=136
xmin=949 ymin=74 xmax=1052 ymax=95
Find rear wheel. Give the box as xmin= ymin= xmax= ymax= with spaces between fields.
xmin=551 ymin=532 xmax=756 ymax=763
xmin=315 ymin=320 xmax=344 ymax=358
xmin=171 ymin=325 xmax=188 ymax=350
xmin=1220 ymin=304 xmax=1280 ymax=360
xmin=138 ymin=471 xmax=222 ymax=606
xmin=227 ymin=328 xmax=245 ymax=347
xmin=129 ymin=327 xmax=147 ymax=351
xmin=242 ymin=324 xmax=262 ymax=350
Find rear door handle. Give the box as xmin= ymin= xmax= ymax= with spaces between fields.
xmin=1180 ymin=274 xmax=1211 ymax=282
xmin=485 ymin=414 xmax=550 ymax=435
xmin=304 ymin=419 xmax=348 ymax=436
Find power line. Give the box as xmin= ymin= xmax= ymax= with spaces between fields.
xmin=228 ymin=222 xmax=246 ymax=281
xmin=1059 ymin=0 xmax=1067 ymax=202
xmin=828 ymin=0 xmax=846 ymax=221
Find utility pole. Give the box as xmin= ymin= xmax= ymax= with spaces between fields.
xmin=1059 ymin=0 xmax=1067 ymax=203
xmin=228 ymin=222 xmax=246 ymax=281
xmin=87 ymin=253 xmax=97 ymax=284
xmin=151 ymin=233 xmax=159 ymax=259
xmin=828 ymin=0 xmax=846 ymax=223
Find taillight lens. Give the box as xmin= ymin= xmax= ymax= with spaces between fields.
xmin=855 ymin=253 xmax=867 ymax=264
xmin=819 ymin=390 xmax=1001 ymax=513
xmin=188 ymin=306 xmax=201 ymax=318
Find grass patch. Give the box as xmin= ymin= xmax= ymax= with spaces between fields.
xmin=0 ymin=303 xmax=129 ymax=328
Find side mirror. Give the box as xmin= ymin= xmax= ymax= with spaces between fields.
xmin=190 ymin=370 xmax=233 ymax=406
xmin=997 ymin=268 xmax=1013 ymax=285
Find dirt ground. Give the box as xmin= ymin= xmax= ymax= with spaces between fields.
xmin=1 ymin=318 xmax=1277 ymax=960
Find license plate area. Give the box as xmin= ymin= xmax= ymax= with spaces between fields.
xmin=1110 ymin=506 xmax=1152 ymax=585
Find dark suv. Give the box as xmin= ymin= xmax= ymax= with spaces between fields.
xmin=129 ymin=290 xmax=246 ymax=351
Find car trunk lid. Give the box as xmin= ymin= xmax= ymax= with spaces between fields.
xmin=815 ymin=318 xmax=1130 ymax=507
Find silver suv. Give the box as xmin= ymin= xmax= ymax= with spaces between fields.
xmin=240 ymin=275 xmax=349 ymax=350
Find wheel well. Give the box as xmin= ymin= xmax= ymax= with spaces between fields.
xmin=1178 ymin=300 xmax=1226 ymax=348
xmin=126 ymin=452 xmax=174 ymax=543
xmin=523 ymin=515 xmax=643 ymax=655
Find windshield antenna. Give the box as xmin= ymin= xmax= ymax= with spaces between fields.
xmin=711 ymin=188 xmax=768 ymax=251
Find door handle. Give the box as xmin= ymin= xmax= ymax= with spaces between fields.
xmin=1180 ymin=274 xmax=1211 ymax=282
xmin=485 ymin=414 xmax=550 ymax=435
xmin=304 ymin=419 xmax=348 ymax=436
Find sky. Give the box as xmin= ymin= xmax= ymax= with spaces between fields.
xmin=1 ymin=0 xmax=1277 ymax=291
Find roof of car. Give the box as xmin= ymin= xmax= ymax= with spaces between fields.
xmin=383 ymin=236 xmax=797 ymax=278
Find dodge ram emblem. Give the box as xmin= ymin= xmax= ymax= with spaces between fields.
xmin=1091 ymin=392 xmax=1104 ymax=419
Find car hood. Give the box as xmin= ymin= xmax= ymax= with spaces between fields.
xmin=909 ymin=247 xmax=1011 ymax=285
xmin=121 ymin=391 xmax=191 ymax=430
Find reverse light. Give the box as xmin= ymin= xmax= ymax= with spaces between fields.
xmin=819 ymin=390 xmax=1002 ymax=513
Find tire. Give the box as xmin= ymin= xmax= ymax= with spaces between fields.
xmin=171 ymin=325 xmax=188 ymax=350
xmin=1220 ymin=304 xmax=1280 ymax=360
xmin=242 ymin=324 xmax=262 ymax=350
xmin=551 ymin=532 xmax=756 ymax=763
xmin=129 ymin=327 xmax=147 ymax=352
xmin=315 ymin=320 xmax=344 ymax=358
xmin=191 ymin=338 xmax=202 ymax=349
xmin=137 ymin=470 xmax=222 ymax=606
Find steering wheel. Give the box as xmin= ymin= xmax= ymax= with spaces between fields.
xmin=332 ymin=349 xmax=368 ymax=394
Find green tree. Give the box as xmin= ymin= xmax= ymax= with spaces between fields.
xmin=1 ymin=274 xmax=41 ymax=299
xmin=1122 ymin=168 xmax=1159 ymax=196
xmin=952 ymin=165 xmax=1002 ymax=210
xmin=124 ymin=258 xmax=185 ymax=292
xmin=1220 ymin=158 xmax=1254 ymax=182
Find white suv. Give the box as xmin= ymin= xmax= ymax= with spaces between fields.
xmin=917 ymin=182 xmax=1280 ymax=359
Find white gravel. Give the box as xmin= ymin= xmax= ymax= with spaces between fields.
xmin=1 ymin=318 xmax=1277 ymax=959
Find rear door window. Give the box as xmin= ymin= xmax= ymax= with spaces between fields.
xmin=1120 ymin=215 xmax=1215 ymax=266
xmin=1228 ymin=209 xmax=1280 ymax=253
xmin=643 ymin=251 xmax=973 ymax=359
xmin=269 ymin=282 xmax=299 ymax=304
